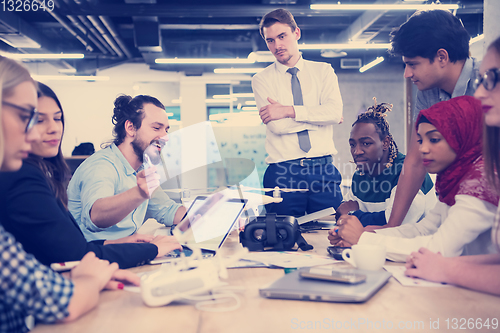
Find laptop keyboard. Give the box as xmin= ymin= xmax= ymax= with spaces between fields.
xmin=166 ymin=245 xmax=213 ymax=259
xmin=168 ymin=246 xmax=194 ymax=258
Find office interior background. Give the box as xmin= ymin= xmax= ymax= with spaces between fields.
xmin=0 ymin=0 xmax=494 ymax=190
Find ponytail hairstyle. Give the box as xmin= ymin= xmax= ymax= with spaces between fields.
xmin=26 ymin=82 xmax=71 ymax=208
xmin=352 ymin=97 xmax=398 ymax=170
xmin=111 ymin=94 xmax=165 ymax=147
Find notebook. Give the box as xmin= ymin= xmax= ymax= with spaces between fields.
xmin=151 ymin=195 xmax=247 ymax=264
xmin=259 ymin=268 xmax=391 ymax=303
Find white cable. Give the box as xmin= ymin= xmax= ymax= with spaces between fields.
xmin=178 ymin=285 xmax=246 ymax=312
xmin=180 ymin=291 xmax=241 ymax=312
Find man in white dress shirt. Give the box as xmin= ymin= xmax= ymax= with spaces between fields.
xmin=251 ymin=8 xmax=344 ymax=216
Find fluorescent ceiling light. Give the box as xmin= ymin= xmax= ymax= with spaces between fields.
xmin=32 ymin=75 xmax=109 ymax=81
xmin=214 ymin=68 xmax=264 ymax=74
xmin=470 ymin=34 xmax=484 ymax=45
xmin=3 ymin=53 xmax=84 ymax=60
xmin=299 ymin=43 xmax=390 ymax=50
xmin=58 ymin=68 xmax=77 ymax=74
xmin=213 ymin=93 xmax=254 ymax=99
xmin=242 ymin=106 xmax=258 ymax=111
xmin=310 ymin=3 xmax=459 ymax=11
xmin=359 ymin=57 xmax=385 ymax=73
xmin=247 ymin=51 xmax=275 ymax=63
xmin=245 ymin=101 xmax=256 ymax=105
xmin=156 ymin=58 xmax=253 ymax=64
xmin=206 ymin=98 xmax=237 ymax=103
xmin=0 ymin=36 xmax=41 ymax=49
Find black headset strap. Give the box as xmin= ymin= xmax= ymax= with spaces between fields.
xmin=296 ymin=232 xmax=314 ymax=251
xmin=265 ymin=213 xmax=278 ymax=246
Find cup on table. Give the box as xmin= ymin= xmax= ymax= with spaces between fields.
xmin=342 ymin=244 xmax=386 ymax=271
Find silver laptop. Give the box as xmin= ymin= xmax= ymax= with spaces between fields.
xmin=151 ymin=195 xmax=247 ymax=263
xmin=259 ymin=268 xmax=391 ymax=303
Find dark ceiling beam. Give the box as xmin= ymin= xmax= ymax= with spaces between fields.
xmin=71 ymin=0 xmax=132 ymax=60
xmin=39 ymin=17 xmax=353 ymax=30
xmin=162 ymin=40 xmax=254 ymax=49
xmin=73 ymin=57 xmax=132 ymax=74
xmin=87 ymin=16 xmax=124 ymax=57
xmin=35 ymin=0 xmax=94 ymax=52
xmin=55 ymin=3 xmax=483 ymax=17
xmin=117 ymin=20 xmax=351 ymax=30
xmin=67 ymin=15 xmax=109 ymax=54
xmin=334 ymin=0 xmax=394 ymax=43
xmin=0 ymin=11 xmax=80 ymax=71
xmin=0 ymin=11 xmax=53 ymax=50
xmin=100 ymin=16 xmax=134 ymax=58
xmin=123 ymin=0 xmax=161 ymax=63
xmin=77 ymin=15 xmax=114 ymax=55
xmin=122 ymin=24 xmax=260 ymax=30
xmin=55 ymin=5 xmax=350 ymax=17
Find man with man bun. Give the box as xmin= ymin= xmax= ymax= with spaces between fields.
xmin=68 ymin=95 xmax=186 ymax=241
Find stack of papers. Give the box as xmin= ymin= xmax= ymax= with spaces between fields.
xmin=384 ymin=265 xmax=448 ymax=287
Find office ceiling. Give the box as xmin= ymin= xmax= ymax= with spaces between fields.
xmin=0 ymin=0 xmax=484 ymax=75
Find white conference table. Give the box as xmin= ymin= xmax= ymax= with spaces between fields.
xmin=32 ymin=220 xmax=500 ymax=333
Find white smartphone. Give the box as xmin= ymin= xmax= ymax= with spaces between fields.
xmin=50 ymin=261 xmax=80 ymax=272
xmin=299 ymin=266 xmax=366 ymax=284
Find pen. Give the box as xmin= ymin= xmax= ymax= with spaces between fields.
xmin=50 ymin=261 xmax=80 ymax=272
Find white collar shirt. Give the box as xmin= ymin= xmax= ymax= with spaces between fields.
xmin=252 ymin=56 xmax=343 ymax=164
xmin=415 ymin=57 xmax=479 ymax=115
xmin=67 ymin=143 xmax=181 ymax=241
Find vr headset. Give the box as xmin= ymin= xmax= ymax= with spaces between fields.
xmin=239 ymin=213 xmax=313 ymax=251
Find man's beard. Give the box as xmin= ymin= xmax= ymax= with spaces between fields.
xmin=131 ymin=137 xmax=147 ymax=163
xmin=278 ymin=55 xmax=293 ymax=65
xmin=276 ymin=50 xmax=293 ymax=65
xmin=132 ymin=137 xmax=162 ymax=165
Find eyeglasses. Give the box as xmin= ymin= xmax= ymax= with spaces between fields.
xmin=2 ymin=101 xmax=39 ymax=133
xmin=474 ymin=68 xmax=500 ymax=91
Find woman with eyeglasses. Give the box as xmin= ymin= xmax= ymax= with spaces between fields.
xmin=405 ymin=37 xmax=500 ymax=296
xmin=0 ymin=56 xmax=139 ymax=332
xmin=0 ymin=81 xmax=181 ymax=270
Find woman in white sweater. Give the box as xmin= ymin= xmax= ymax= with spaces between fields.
xmin=329 ymin=95 xmax=499 ymax=262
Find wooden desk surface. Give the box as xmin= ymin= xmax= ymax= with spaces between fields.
xmin=33 ymin=221 xmax=500 ymax=333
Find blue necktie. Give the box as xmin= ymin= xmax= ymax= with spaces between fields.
xmin=287 ymin=67 xmax=311 ymax=153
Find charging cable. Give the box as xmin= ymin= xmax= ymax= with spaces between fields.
xmin=179 ymin=285 xmax=245 ymax=312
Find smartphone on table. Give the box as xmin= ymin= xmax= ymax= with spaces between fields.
xmin=327 ymin=246 xmax=350 ymax=260
xmin=299 ymin=266 xmax=366 ymax=284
